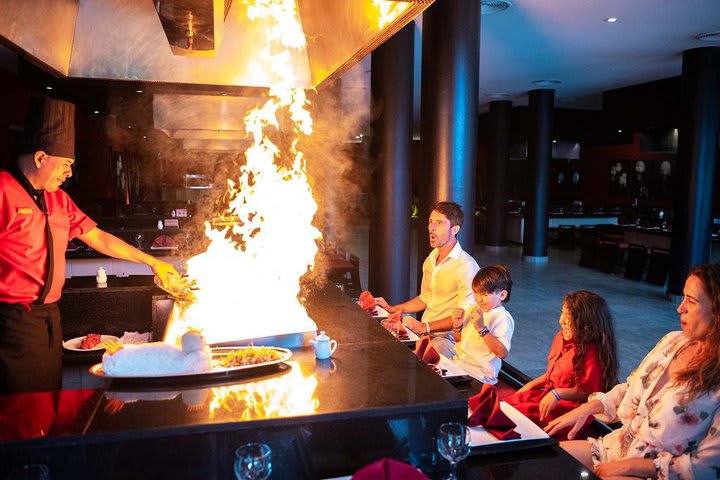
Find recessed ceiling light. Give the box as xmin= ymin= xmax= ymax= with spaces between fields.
xmin=618 ymin=129 xmax=623 ymax=133
xmin=127 ymin=125 xmax=132 ymax=129
xmin=136 ymin=89 xmax=143 ymax=93
xmin=696 ymin=31 xmax=720 ymax=42
xmin=93 ymin=110 xmax=99 ymax=114
xmin=552 ymin=140 xmax=557 ymax=143
xmin=604 ymin=17 xmax=617 ymax=23
xmin=481 ymin=0 xmax=512 ymax=15
xmin=531 ymin=79 xmax=562 ymax=87
xmin=45 ymin=86 xmax=53 ymax=90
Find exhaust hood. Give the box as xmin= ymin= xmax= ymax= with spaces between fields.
xmin=0 ymin=0 xmax=432 ymax=89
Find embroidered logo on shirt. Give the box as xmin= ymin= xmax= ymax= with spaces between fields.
xmin=17 ymin=207 xmax=33 ymax=214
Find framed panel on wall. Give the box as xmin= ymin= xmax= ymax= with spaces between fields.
xmin=608 ymin=160 xmax=630 ymax=196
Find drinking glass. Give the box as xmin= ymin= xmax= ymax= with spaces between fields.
xmin=436 ymin=422 xmax=471 ymax=480
xmin=234 ymin=443 xmax=272 ymax=480
xmin=135 ymin=233 xmax=145 ymax=250
xmin=7 ymin=464 xmax=50 ymax=480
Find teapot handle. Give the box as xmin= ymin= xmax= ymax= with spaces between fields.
xmin=329 ymin=339 xmax=337 ymax=355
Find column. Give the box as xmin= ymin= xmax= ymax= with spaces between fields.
xmin=522 ymin=89 xmax=554 ymax=262
xmin=368 ymin=23 xmax=414 ymax=303
xmin=668 ymin=47 xmax=720 ymax=295
xmin=485 ymin=100 xmax=512 ymax=249
xmin=419 ymin=0 xmax=480 ymax=267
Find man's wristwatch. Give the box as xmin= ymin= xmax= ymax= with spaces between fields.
xmin=479 ymin=326 xmax=490 ymax=337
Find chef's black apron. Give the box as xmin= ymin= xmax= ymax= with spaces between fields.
xmin=0 ymin=168 xmax=62 ymax=393
xmin=0 ymin=303 xmax=62 ymax=393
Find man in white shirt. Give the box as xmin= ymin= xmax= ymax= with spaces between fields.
xmin=375 ymin=201 xmax=479 ymax=357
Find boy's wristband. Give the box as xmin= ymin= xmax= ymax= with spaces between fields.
xmin=479 ymin=325 xmax=490 ymax=337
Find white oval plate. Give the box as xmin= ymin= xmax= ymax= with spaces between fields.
xmin=89 ymin=346 xmax=292 ymax=379
xmin=63 ymin=335 xmax=120 ymax=352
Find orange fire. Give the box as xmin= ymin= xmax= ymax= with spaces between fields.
xmin=164 ymin=0 xmax=320 ymax=345
xmin=373 ymin=0 xmax=411 ymax=29
xmin=208 ymin=361 xmax=319 ymax=419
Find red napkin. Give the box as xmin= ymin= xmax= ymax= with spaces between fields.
xmin=468 ymin=384 xmax=521 ymax=440
xmin=358 ymin=291 xmax=376 ymax=312
xmin=152 ymin=235 xmax=178 ymax=248
xmin=352 ymin=458 xmax=429 ymax=480
xmin=414 ymin=336 xmax=440 ymax=366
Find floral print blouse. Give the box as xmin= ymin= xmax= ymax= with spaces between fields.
xmin=589 ymin=331 xmax=720 ymax=480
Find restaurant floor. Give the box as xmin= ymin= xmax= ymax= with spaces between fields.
xmin=344 ymin=223 xmax=720 ymax=381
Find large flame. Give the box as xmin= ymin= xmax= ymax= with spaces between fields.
xmin=165 ymin=0 xmax=321 ymax=345
xmin=208 ymin=361 xmax=319 ymax=419
xmin=373 ymin=0 xmax=411 ymax=29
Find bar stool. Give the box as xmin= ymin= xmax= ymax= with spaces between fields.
xmin=624 ymin=244 xmax=648 ymax=280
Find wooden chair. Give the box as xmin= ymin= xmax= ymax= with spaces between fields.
xmin=624 ymin=244 xmax=648 ymax=280
xmin=646 ymin=248 xmax=671 ymax=286
xmin=558 ymin=225 xmax=576 ymax=250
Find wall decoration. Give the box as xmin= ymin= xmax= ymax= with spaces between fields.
xmin=608 ymin=160 xmax=630 ymax=196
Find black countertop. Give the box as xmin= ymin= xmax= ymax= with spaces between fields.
xmin=1 ymin=286 xmax=596 ymax=479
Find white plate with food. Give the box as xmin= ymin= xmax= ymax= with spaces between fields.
xmin=63 ymin=334 xmax=120 ymax=352
xmin=89 ymin=346 xmax=292 ymax=379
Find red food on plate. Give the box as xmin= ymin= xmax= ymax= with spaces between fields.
xmin=358 ymin=290 xmax=376 ymax=311
xmin=78 ymin=333 xmax=102 ymax=349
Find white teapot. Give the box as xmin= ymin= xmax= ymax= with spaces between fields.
xmin=309 ymin=331 xmax=337 ymax=360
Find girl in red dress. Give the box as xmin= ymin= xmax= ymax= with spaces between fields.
xmin=503 ymin=290 xmax=618 ymax=440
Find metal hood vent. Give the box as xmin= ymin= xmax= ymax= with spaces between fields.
xmin=155 ymin=0 xmax=232 ymax=56
xmin=0 ymin=0 xmax=433 ymax=89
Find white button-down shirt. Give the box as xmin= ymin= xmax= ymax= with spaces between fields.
xmin=418 ymin=241 xmax=479 ymax=323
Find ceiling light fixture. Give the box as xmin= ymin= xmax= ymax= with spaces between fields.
xmin=136 ymin=89 xmax=143 ymax=93
xmin=481 ymin=0 xmax=512 ymax=15
xmin=45 ymin=86 xmax=52 ymax=90
xmin=93 ymin=110 xmax=99 ymax=114
xmin=531 ymin=79 xmax=562 ymax=87
xmin=604 ymin=17 xmax=618 ymax=23
xmin=696 ymin=31 xmax=720 ymax=42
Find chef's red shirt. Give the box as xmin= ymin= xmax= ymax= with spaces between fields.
xmin=0 ymin=171 xmax=96 ymax=304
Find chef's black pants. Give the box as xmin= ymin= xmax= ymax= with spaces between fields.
xmin=0 ymin=302 xmax=62 ymax=393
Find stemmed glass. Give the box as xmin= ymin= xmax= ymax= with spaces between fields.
xmin=234 ymin=443 xmax=272 ymax=480
xmin=134 ymin=233 xmax=145 ymax=250
xmin=436 ymin=422 xmax=471 ymax=480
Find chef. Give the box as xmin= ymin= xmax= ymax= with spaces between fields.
xmin=0 ymin=96 xmax=179 ymax=393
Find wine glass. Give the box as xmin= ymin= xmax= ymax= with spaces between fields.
xmin=436 ymin=422 xmax=471 ymax=480
xmin=134 ymin=233 xmax=144 ymax=250
xmin=234 ymin=443 xmax=272 ymax=480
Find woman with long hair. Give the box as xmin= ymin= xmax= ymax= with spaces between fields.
xmin=502 ymin=291 xmax=618 ymax=440
xmin=546 ymin=264 xmax=720 ymax=479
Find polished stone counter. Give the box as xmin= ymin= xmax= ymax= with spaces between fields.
xmin=2 ymin=286 xmax=597 ymax=479
xmin=1 ymin=285 xmax=468 ymax=479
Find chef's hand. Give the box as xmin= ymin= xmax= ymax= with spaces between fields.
xmin=451 ymin=308 xmax=465 ymax=329
xmin=152 ymin=259 xmax=180 ymax=283
xmin=402 ymin=316 xmax=424 ymax=335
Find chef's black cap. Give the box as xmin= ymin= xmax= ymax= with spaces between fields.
xmin=22 ymin=96 xmax=75 ymax=159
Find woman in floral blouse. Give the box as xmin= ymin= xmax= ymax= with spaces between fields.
xmin=546 ymin=264 xmax=720 ymax=479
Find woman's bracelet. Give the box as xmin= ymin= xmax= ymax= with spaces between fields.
xmin=551 ymin=389 xmax=562 ymax=401
xmin=426 ymin=322 xmax=431 ymax=334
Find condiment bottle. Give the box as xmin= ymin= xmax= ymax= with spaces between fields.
xmin=96 ymin=267 xmax=107 ymax=288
